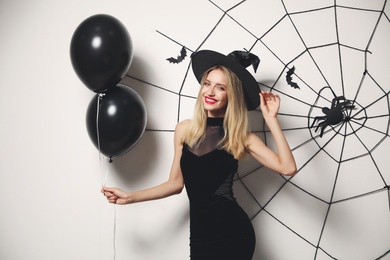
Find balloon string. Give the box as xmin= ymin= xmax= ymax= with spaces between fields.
xmin=96 ymin=93 xmax=112 ymax=186
xmin=113 ymin=205 xmax=117 ymax=260
xmin=101 ymin=160 xmax=110 ymax=187
xmin=96 ymin=93 xmax=117 ymax=260
xmin=96 ymin=93 xmax=105 ymax=170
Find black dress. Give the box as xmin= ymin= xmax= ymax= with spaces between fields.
xmin=180 ymin=117 xmax=255 ymax=260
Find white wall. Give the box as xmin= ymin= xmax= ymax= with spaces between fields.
xmin=1 ymin=0 xmax=389 ymax=259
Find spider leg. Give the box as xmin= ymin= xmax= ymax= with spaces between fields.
xmin=332 ymin=96 xmax=346 ymax=107
xmin=311 ymin=116 xmax=326 ymax=128
xmin=313 ymin=121 xmax=328 ymax=137
xmin=343 ymin=104 xmax=356 ymax=114
xmin=340 ymin=103 xmax=356 ymax=118
xmin=315 ymin=121 xmax=327 ymax=132
xmin=320 ymin=125 xmax=326 ymax=137
xmin=337 ymin=101 xmax=354 ymax=108
xmin=315 ymin=122 xmax=321 ymax=132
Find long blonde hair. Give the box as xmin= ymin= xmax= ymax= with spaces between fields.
xmin=184 ymin=65 xmax=250 ymax=159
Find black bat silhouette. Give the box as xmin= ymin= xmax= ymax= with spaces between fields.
xmin=167 ymin=47 xmax=187 ymax=64
xmin=286 ymin=66 xmax=300 ymax=89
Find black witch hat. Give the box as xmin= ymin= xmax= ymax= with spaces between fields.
xmin=191 ymin=50 xmax=260 ymax=110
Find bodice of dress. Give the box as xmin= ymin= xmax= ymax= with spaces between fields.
xmin=180 ymin=117 xmax=238 ymax=207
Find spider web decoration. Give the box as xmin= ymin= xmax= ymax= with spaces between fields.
xmin=121 ymin=0 xmax=390 ymax=259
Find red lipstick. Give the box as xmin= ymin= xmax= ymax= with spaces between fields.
xmin=205 ymin=96 xmax=217 ymax=105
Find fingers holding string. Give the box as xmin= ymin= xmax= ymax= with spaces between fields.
xmin=102 ymin=188 xmax=118 ymax=203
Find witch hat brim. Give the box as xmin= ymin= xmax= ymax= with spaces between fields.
xmin=191 ymin=50 xmax=260 ymax=110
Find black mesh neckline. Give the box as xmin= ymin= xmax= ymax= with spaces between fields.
xmin=207 ymin=117 xmax=224 ymax=126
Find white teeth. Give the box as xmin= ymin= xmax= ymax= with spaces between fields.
xmin=205 ymin=97 xmax=217 ymax=103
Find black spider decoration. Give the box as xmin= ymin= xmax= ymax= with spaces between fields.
xmin=311 ymin=95 xmax=355 ymax=137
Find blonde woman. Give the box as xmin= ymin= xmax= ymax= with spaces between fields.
xmin=102 ymin=50 xmax=297 ymax=259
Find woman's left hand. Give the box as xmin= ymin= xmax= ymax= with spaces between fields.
xmin=259 ymin=92 xmax=280 ymax=119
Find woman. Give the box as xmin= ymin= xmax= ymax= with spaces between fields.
xmin=102 ymin=50 xmax=297 ymax=259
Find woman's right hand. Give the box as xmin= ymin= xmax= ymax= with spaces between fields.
xmin=101 ymin=186 xmax=130 ymax=205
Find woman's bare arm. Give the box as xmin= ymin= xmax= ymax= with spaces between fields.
xmin=102 ymin=121 xmax=188 ymax=204
xmin=246 ymin=92 xmax=297 ymax=176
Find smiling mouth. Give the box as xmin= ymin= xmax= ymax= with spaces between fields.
xmin=205 ymin=96 xmax=217 ymax=105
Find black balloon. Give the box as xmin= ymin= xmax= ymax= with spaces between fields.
xmin=86 ymin=84 xmax=147 ymax=158
xmin=70 ymin=14 xmax=133 ymax=93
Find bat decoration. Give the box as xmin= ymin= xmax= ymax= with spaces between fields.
xmin=167 ymin=46 xmax=187 ymax=64
xmin=286 ymin=66 xmax=300 ymax=89
xmin=228 ymin=50 xmax=260 ymax=73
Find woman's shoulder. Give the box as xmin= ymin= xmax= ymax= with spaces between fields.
xmin=175 ymin=119 xmax=191 ymax=143
xmin=176 ymin=119 xmax=191 ymax=130
xmin=174 ymin=119 xmax=191 ymax=137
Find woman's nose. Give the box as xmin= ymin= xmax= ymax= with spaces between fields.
xmin=206 ymin=86 xmax=215 ymax=96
